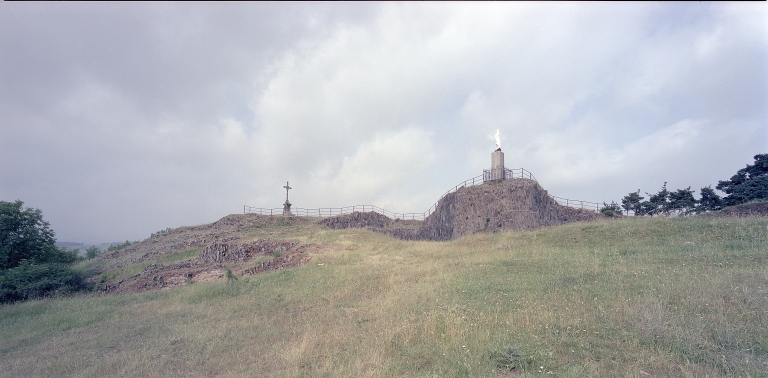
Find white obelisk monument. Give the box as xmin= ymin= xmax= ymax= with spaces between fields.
xmin=491 ymin=129 xmax=505 ymax=180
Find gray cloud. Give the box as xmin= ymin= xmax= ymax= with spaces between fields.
xmin=1 ymin=2 xmax=765 ymax=243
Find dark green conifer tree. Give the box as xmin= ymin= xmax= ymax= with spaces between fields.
xmin=716 ymin=154 xmax=768 ymax=206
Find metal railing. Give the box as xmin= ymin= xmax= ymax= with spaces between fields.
xmin=483 ymin=167 xmax=536 ymax=182
xmin=244 ymin=168 xmax=602 ymax=219
xmin=550 ymin=196 xmax=601 ymax=212
xmin=243 ymin=205 xmax=427 ymax=220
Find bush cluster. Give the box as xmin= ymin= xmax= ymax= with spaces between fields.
xmin=0 ymin=261 xmax=85 ymax=303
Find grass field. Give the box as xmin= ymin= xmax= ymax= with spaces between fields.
xmin=1 ymin=216 xmax=766 ymax=377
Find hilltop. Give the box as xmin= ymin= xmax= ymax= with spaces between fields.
xmin=87 ymin=180 xmax=605 ymax=294
xmin=78 ymin=193 xmax=767 ymax=298
xmin=323 ymin=178 xmax=600 ymax=240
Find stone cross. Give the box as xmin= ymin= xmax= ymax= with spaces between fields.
xmin=283 ymin=181 xmax=292 ymax=202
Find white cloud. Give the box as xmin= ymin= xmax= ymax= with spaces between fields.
xmin=303 ymin=127 xmax=436 ymax=210
xmin=0 ymin=3 xmax=765 ymax=242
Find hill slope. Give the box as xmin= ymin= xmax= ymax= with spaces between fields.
xmin=86 ymin=214 xmax=322 ymax=295
xmin=1 ymin=216 xmax=766 ymax=377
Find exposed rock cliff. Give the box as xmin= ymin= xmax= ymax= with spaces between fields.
xmin=324 ymin=178 xmax=600 ymax=240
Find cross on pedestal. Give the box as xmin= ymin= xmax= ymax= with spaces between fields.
xmin=282 ymin=181 xmax=293 ymax=215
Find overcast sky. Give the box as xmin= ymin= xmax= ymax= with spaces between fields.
xmin=1 ymin=2 xmax=766 ymax=244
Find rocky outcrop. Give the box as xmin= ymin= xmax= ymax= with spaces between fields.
xmin=197 ymin=240 xmax=298 ymax=263
xmin=413 ymin=178 xmax=599 ymax=240
xmin=323 ymin=178 xmax=600 ymax=240
xmin=320 ymin=211 xmax=393 ymax=229
xmin=98 ymin=240 xmax=315 ymax=295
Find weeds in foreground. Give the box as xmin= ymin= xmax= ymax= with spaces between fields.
xmin=490 ymin=346 xmax=524 ymax=371
xmin=224 ymin=267 xmax=238 ymax=283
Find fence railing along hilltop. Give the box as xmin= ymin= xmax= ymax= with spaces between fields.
xmin=244 ymin=168 xmax=602 ymax=220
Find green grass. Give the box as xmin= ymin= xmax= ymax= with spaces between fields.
xmin=156 ymin=248 xmax=203 ymax=265
xmin=1 ymin=216 xmax=767 ymax=377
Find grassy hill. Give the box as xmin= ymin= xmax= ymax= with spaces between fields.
xmin=1 ymin=215 xmax=766 ymax=377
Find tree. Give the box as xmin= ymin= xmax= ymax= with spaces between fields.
xmin=696 ymin=186 xmax=723 ymax=213
xmin=0 ymin=200 xmax=77 ymax=270
xmin=667 ymin=187 xmax=697 ymax=216
xmin=716 ymin=153 xmax=768 ymax=206
xmin=85 ymin=246 xmax=100 ymax=259
xmin=622 ymin=190 xmax=645 ymax=216
xmin=644 ymin=182 xmax=671 ymax=216
xmin=0 ymin=200 xmax=83 ymax=303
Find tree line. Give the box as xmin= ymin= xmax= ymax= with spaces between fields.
xmin=615 ymin=153 xmax=768 ymax=216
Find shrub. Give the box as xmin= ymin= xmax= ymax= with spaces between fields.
xmin=600 ymin=201 xmax=622 ymax=215
xmin=224 ymin=267 xmax=238 ymax=283
xmin=491 ymin=347 xmax=523 ymax=371
xmin=85 ymin=246 xmax=100 ymax=259
xmin=0 ymin=262 xmax=86 ymax=303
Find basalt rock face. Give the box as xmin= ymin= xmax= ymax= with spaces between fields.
xmin=320 ymin=211 xmax=394 ymax=229
xmin=197 ymin=240 xmax=298 ymax=263
xmin=421 ymin=178 xmax=599 ymax=240
xmin=327 ymin=179 xmax=600 ymax=241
